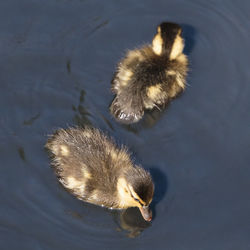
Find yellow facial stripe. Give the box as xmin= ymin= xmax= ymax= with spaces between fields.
xmin=128 ymin=185 xmax=146 ymax=206
xmin=152 ymin=33 xmax=163 ymax=55
xmin=169 ymin=35 xmax=184 ymax=60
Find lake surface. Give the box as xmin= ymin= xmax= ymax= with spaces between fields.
xmin=0 ymin=0 xmax=249 ymax=249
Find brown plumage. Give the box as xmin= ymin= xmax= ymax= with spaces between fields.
xmin=110 ymin=22 xmax=188 ymax=124
xmin=45 ymin=127 xmax=154 ymax=221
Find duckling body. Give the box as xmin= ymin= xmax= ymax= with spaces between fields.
xmin=46 ymin=127 xmax=154 ymax=221
xmin=110 ymin=22 xmax=188 ymax=124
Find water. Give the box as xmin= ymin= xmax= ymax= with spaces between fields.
xmin=0 ymin=0 xmax=249 ymax=249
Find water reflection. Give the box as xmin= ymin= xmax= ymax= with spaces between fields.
xmin=115 ymin=208 xmax=151 ymax=238
xmin=111 ymin=168 xmax=168 ymax=237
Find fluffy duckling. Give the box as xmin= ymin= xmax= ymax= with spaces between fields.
xmin=45 ymin=127 xmax=154 ymax=221
xmin=110 ymin=22 xmax=188 ymax=124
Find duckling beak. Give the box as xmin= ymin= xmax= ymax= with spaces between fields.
xmin=139 ymin=206 xmax=152 ymax=221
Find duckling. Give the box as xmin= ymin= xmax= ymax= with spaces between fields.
xmin=45 ymin=127 xmax=154 ymax=221
xmin=110 ymin=22 xmax=188 ymax=124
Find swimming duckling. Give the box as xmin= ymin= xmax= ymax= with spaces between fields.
xmin=45 ymin=127 xmax=154 ymax=221
xmin=110 ymin=22 xmax=188 ymax=124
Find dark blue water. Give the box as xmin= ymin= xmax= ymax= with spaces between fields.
xmin=0 ymin=0 xmax=249 ymax=249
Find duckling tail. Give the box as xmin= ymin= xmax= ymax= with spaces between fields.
xmin=110 ymin=94 xmax=144 ymax=124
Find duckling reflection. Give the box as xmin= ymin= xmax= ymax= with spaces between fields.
xmin=110 ymin=22 xmax=188 ymax=124
xmin=45 ymin=127 xmax=154 ymax=221
xmin=117 ymin=207 xmax=151 ymax=238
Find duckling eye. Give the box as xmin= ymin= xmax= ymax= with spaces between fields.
xmin=126 ymin=187 xmax=144 ymax=206
xmin=133 ymin=197 xmax=144 ymax=206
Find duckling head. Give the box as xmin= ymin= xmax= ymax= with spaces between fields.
xmin=117 ymin=167 xmax=154 ymax=221
xmin=152 ymin=22 xmax=184 ymax=60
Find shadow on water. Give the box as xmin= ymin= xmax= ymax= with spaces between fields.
xmin=72 ymin=89 xmax=92 ymax=127
xmin=149 ymin=168 xmax=168 ymax=220
xmin=181 ymin=24 xmax=197 ymax=56
xmin=112 ymin=167 xmax=168 ymax=238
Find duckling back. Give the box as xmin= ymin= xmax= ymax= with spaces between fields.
xmin=46 ymin=127 xmax=133 ymax=208
xmin=110 ymin=22 xmax=188 ymax=124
